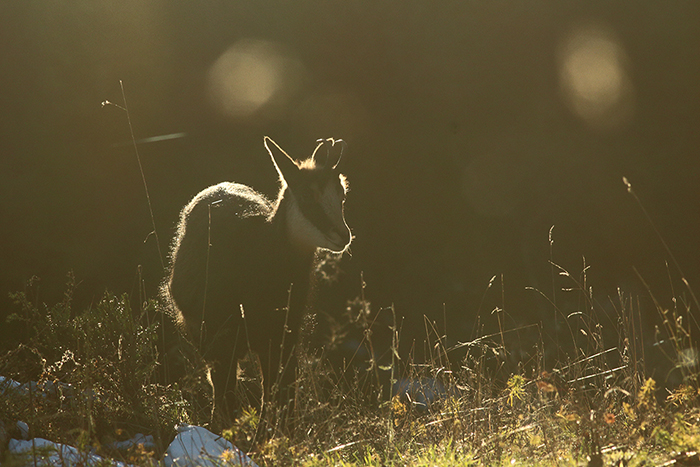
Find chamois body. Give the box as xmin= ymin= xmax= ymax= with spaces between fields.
xmin=163 ymin=137 xmax=351 ymax=412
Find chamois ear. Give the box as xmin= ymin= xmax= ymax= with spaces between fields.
xmin=313 ymin=138 xmax=346 ymax=171
xmin=329 ymin=139 xmax=346 ymax=170
xmin=264 ymin=136 xmax=299 ymax=182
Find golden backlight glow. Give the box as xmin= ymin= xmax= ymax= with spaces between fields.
xmin=206 ymin=39 xmax=304 ymax=120
xmin=558 ymin=25 xmax=634 ymax=128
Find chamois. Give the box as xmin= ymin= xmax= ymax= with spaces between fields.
xmin=162 ymin=136 xmax=352 ymax=412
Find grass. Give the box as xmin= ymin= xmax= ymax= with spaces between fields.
xmin=2 ymin=245 xmax=700 ymax=467
xmin=4 ymin=92 xmax=699 ymax=463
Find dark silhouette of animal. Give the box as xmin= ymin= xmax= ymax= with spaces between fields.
xmin=162 ymin=136 xmax=352 ymax=413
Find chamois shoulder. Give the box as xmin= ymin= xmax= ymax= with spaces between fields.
xmin=168 ymin=182 xmax=276 ymax=268
xmin=182 ymin=182 xmax=274 ymax=219
xmin=174 ymin=182 xmax=275 ymax=236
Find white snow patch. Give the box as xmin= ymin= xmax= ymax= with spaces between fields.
xmin=164 ymin=424 xmax=258 ymax=467
xmin=8 ymin=437 xmax=132 ymax=467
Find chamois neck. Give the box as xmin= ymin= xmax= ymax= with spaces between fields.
xmin=272 ymin=187 xmax=318 ymax=257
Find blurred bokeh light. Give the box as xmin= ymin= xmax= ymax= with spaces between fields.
xmin=207 ymin=39 xmax=305 ymax=120
xmin=1 ymin=2 xmax=698 ymax=381
xmin=558 ymin=24 xmax=634 ymax=128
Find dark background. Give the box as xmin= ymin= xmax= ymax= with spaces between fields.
xmin=1 ymin=1 xmax=699 ymax=378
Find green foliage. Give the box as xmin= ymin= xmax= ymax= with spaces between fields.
xmin=2 ymin=260 xmax=700 ymax=466
xmin=506 ymin=374 xmax=527 ymax=407
xmin=1 ymin=274 xmax=192 ymax=462
xmin=223 ymin=406 xmax=260 ymax=448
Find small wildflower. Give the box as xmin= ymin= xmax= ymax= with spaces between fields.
xmin=507 ymin=374 xmax=527 ymax=407
xmin=220 ymin=449 xmax=237 ymax=462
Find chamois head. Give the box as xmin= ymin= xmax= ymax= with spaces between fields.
xmin=264 ymin=136 xmax=352 ymax=254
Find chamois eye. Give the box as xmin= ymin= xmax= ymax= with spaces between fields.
xmin=299 ymin=191 xmax=312 ymax=203
xmin=312 ymin=187 xmax=324 ymax=203
xmin=299 ymin=189 xmax=319 ymax=204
